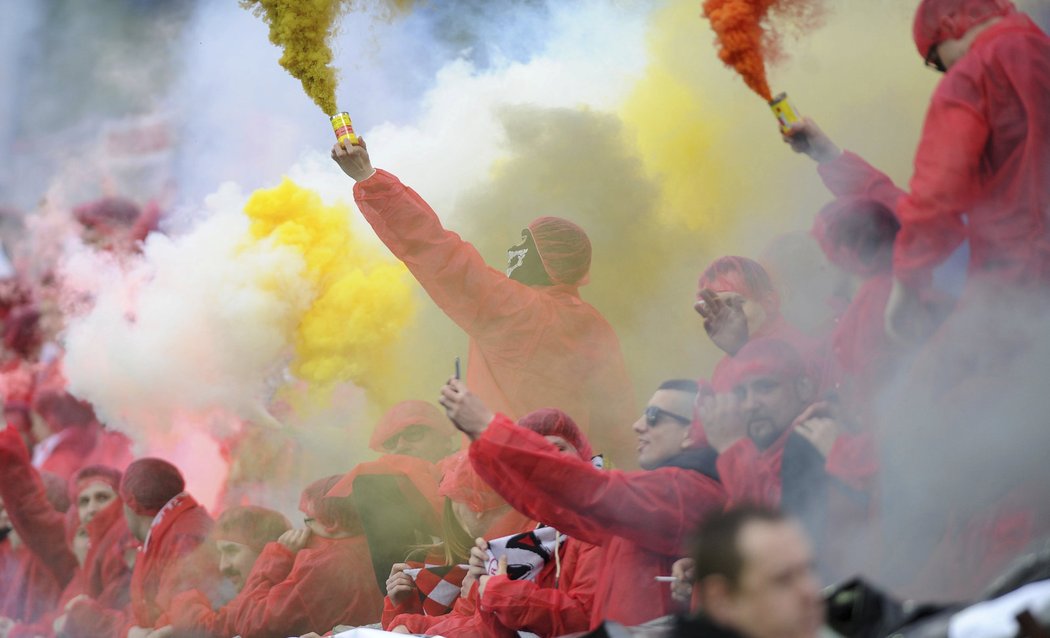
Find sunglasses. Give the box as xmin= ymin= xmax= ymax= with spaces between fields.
xmin=644 ymin=405 xmax=692 ymax=428
xmin=924 ymin=45 xmax=947 ymax=73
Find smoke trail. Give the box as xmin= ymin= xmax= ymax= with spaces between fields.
xmin=244 ymin=178 xmax=415 ymax=399
xmin=241 ymin=0 xmax=414 ymax=115
xmin=700 ymin=0 xmax=824 ymax=100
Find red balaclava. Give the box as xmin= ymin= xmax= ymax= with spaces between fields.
xmin=527 ymin=217 xmax=592 ymax=286
xmin=120 ymin=458 xmax=185 ymax=517
xmin=913 ymin=0 xmax=1015 ymax=58
xmin=438 ymin=451 xmax=505 ymax=514
xmin=300 ymin=474 xmax=361 ymax=534
xmin=368 ymin=400 xmax=447 ymax=453
xmin=215 ymin=506 xmax=291 ymax=553
xmin=69 ymin=464 xmax=122 ymax=504
xmin=712 ymin=338 xmax=808 ymax=394
xmin=697 ymin=256 xmax=781 ymax=319
xmin=812 ymin=196 xmax=899 ymax=278
xmin=517 ymin=408 xmax=593 ymax=461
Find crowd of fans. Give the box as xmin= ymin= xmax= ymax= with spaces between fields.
xmin=2 ymin=0 xmax=1049 ymax=636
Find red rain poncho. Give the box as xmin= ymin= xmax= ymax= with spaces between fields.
xmin=389 ymin=411 xmax=600 ymax=637
xmin=468 ymin=414 xmax=725 ymax=628
xmin=828 ymin=9 xmax=1050 ymax=290
xmin=170 ymin=477 xmax=382 ymax=638
xmin=0 ymin=427 xmax=74 ymax=623
xmin=354 ymin=170 xmax=636 ymax=462
xmin=65 ymin=460 xmax=216 ymax=637
xmin=700 ymin=257 xmax=827 ymax=391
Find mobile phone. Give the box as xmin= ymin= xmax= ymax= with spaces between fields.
xmin=454 ymin=357 xmax=461 ymax=381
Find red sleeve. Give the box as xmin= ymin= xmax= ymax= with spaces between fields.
xmin=894 ymin=80 xmax=990 ymax=289
xmin=470 ymin=415 xmax=726 ymax=555
xmin=223 ymin=541 xmax=381 ymax=638
xmin=168 ymin=589 xmax=230 ymax=638
xmin=381 ymin=595 xmax=423 ymax=631
xmin=149 ymin=534 xmax=217 ymax=625
xmin=715 ymin=439 xmax=782 ymax=508
xmin=817 ymin=151 xmax=906 ymax=210
xmin=0 ymin=427 xmax=78 ymax=587
xmin=353 ymin=169 xmax=541 ymax=334
xmin=387 ymin=595 xmax=478 ymax=635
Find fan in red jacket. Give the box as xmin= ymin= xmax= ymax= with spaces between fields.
xmin=163 ymin=506 xmax=292 ymax=637
xmin=0 ymin=425 xmax=75 ymax=624
xmin=786 ymin=0 xmax=1050 ymax=335
xmin=5 ymin=465 xmax=133 ymax=638
xmin=703 ymin=338 xmax=874 ymax=579
xmin=331 ymin=140 xmax=636 ymax=465
xmin=381 ymin=451 xmax=535 ymax=635
xmin=438 ymin=376 xmax=726 ymax=629
xmin=383 ymin=410 xmax=601 ymax=637
xmin=61 ymin=458 xmax=217 ymax=638
xmin=168 ymin=476 xmax=381 ymax=638
xmin=695 ymin=256 xmax=828 ymax=393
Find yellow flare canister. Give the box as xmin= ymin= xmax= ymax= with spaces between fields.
xmin=769 ymin=92 xmax=801 ymax=134
xmin=331 ymin=112 xmax=359 ymax=146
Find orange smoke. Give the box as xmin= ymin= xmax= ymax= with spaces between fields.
xmin=702 ymin=0 xmax=775 ymax=100
xmin=701 ymin=0 xmax=823 ymax=101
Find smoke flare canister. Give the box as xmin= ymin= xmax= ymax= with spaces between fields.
xmin=331 ymin=112 xmax=358 ymax=146
xmin=769 ymin=93 xmax=801 ymax=134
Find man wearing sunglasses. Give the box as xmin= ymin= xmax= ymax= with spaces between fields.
xmin=369 ymin=400 xmax=455 ymax=464
xmin=784 ymin=0 xmax=1050 ymax=342
xmin=439 ymin=377 xmax=725 ymax=629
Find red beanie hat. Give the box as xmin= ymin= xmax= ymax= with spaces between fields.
xmin=517 ymin=408 xmax=593 ymax=461
xmin=913 ymin=0 xmax=1014 ymax=58
xmin=368 ymin=400 xmax=447 ymax=453
xmin=527 ymin=217 xmax=592 ymax=286
xmin=215 ymin=506 xmax=291 ymax=553
xmin=712 ymin=338 xmax=808 ymax=394
xmin=698 ymin=256 xmax=781 ymax=318
xmin=70 ymin=465 xmax=122 ymax=503
xmin=300 ymin=475 xmax=360 ymax=533
xmin=120 ymin=458 xmax=185 ymax=517
xmin=438 ymin=451 xmax=505 ymax=514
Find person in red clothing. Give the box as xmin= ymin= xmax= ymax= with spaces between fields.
xmin=162 ymin=506 xmax=292 ymax=637
xmin=382 ymin=451 xmax=535 ymax=635
xmin=29 ymin=361 xmax=133 ymax=481
xmin=370 ymin=400 xmax=456 ymax=463
xmin=438 ymin=376 xmax=726 ymax=629
xmin=786 ymin=0 xmax=1050 ymax=338
xmin=702 ymin=338 xmax=874 ymax=579
xmin=383 ymin=410 xmax=601 ymax=637
xmin=695 ymin=257 xmax=827 ymax=391
xmin=331 ymin=139 xmax=636 ymax=465
xmin=3 ymin=464 xmax=131 ymax=638
xmin=60 ymin=458 xmax=216 ymax=638
xmin=165 ymin=476 xmax=382 ymax=638
xmin=0 ymin=424 xmax=76 ymax=625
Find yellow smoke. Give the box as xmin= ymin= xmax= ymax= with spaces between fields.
xmin=245 ymin=178 xmax=415 ymax=400
xmin=242 ymin=0 xmax=416 ymax=115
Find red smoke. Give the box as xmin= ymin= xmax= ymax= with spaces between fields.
xmin=701 ymin=0 xmax=823 ymax=101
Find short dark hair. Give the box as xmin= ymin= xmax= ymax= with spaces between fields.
xmin=691 ymin=505 xmax=788 ymax=589
xmin=658 ymin=379 xmax=700 ymax=394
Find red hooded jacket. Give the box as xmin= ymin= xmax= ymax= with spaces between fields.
xmin=468 ymin=414 xmax=725 ymax=628
xmin=353 ymin=170 xmax=636 ymax=462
